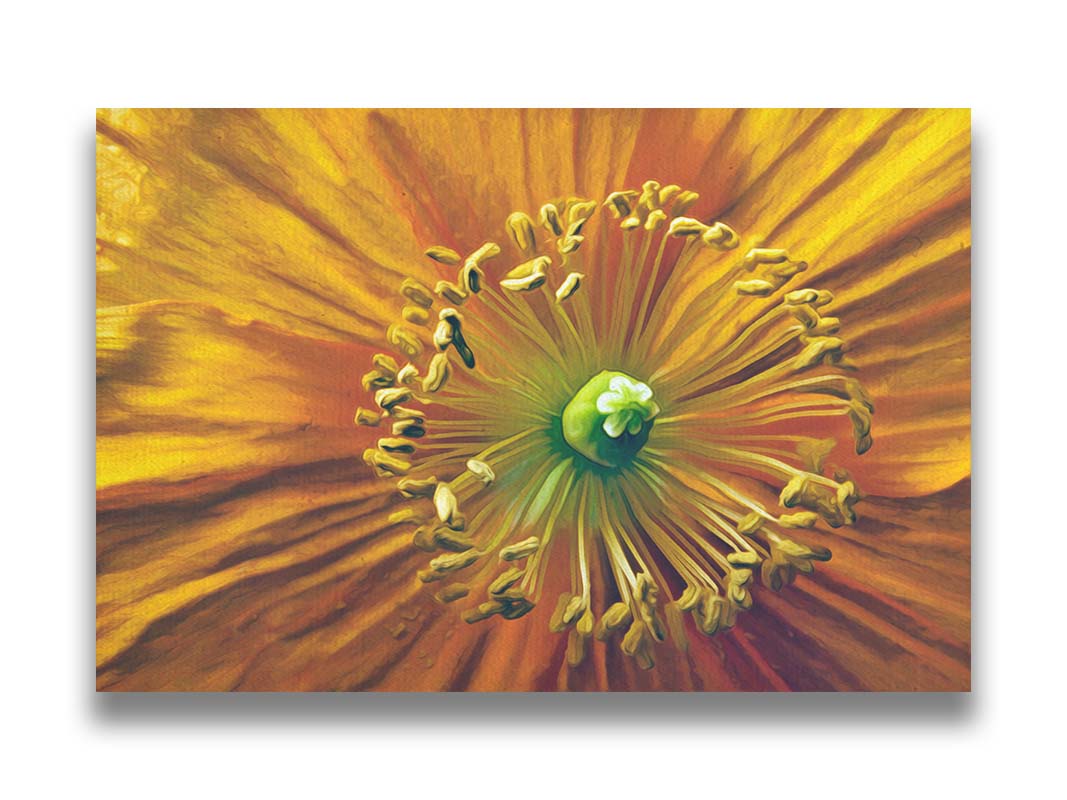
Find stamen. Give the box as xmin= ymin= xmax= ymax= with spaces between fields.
xmin=702 ymin=221 xmax=739 ymax=249
xmin=425 ymin=245 xmax=462 ymax=265
xmin=357 ymin=178 xmax=872 ymax=666
xmin=354 ymin=407 xmax=381 ymax=427
xmin=500 ymin=537 xmax=540 ymax=561
xmin=398 ymin=476 xmax=438 ymax=498
xmin=500 ymin=272 xmax=547 ymax=292
xmin=555 ymin=272 xmax=584 ymax=302
xmin=396 ymin=363 xmax=419 ymax=386
xmin=374 ymin=386 xmax=412 ymax=411
xmin=539 ymin=203 xmax=563 ymax=236
xmin=436 ymin=583 xmax=471 ymax=603
xmin=604 ymin=190 xmax=638 ymax=218
xmin=435 ymin=280 xmax=467 ymax=305
xmin=465 ymin=458 xmax=495 ymax=486
xmin=400 ymin=277 xmax=435 ymax=308
xmin=402 ymin=305 xmax=431 ymax=326
xmin=506 ymin=212 xmax=538 ymax=254
xmin=387 ymin=324 xmax=423 ymax=358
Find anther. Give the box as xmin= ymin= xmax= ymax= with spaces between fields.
xmin=389 ymin=406 xmax=424 ymax=422
xmin=436 ymin=583 xmax=471 ymax=604
xmin=621 ymin=620 xmax=655 ymax=670
xmin=387 ymin=507 xmax=423 ymax=527
xmin=433 ymin=527 xmax=475 ymax=553
xmin=500 ymin=271 xmax=547 ymax=292
xmin=397 ymin=476 xmax=438 ymax=499
xmin=779 ymin=511 xmax=820 ymax=528
xmin=742 ymin=248 xmax=789 ymax=270
xmin=779 ymin=475 xmax=811 ymax=508
xmin=396 ymin=363 xmax=419 ymax=386
xmin=634 ymin=573 xmax=666 ymax=642
xmin=402 ymin=305 xmax=431 ymax=326
xmin=363 ymin=448 xmax=411 ymax=477
xmin=638 ymin=180 xmax=662 ymax=211
xmin=734 ymin=279 xmax=777 ymax=296
xmin=644 ymin=208 xmax=668 ymax=231
xmin=562 ymin=595 xmax=587 ymax=627
xmin=499 ymin=536 xmax=539 ymax=561
xmin=462 ymin=600 xmax=506 ymax=622
xmin=421 ymin=550 xmax=480 ymax=582
xmin=433 ymin=482 xmax=460 ymax=526
xmin=727 ymin=568 xmax=754 ymax=610
xmin=726 ymin=551 xmax=761 ymax=567
xmin=737 ymin=512 xmax=763 ymax=535
xmin=668 ymin=217 xmax=708 ymax=237
xmin=488 ymin=568 xmax=525 ymax=597
xmin=400 ymin=277 xmax=434 ymax=308
xmin=372 ymin=354 xmax=399 ymax=376
xmin=671 ymin=190 xmax=700 ymax=216
xmin=567 ymin=611 xmax=594 ymax=667
xmin=506 ymin=212 xmax=538 ymax=254
xmin=387 ymin=324 xmax=423 ymax=358
xmin=697 ymin=590 xmax=726 ymax=636
xmin=604 ymin=190 xmax=638 ymax=218
xmin=466 ymin=241 xmax=500 ymax=267
xmin=354 ymin=407 xmax=381 ymax=427
xmin=657 ymin=184 xmax=681 ymax=206
xmin=438 ymin=308 xmax=475 ymax=369
xmin=422 ymin=352 xmax=451 ymax=393
xmin=502 ymin=256 xmax=550 ymax=291
xmin=785 ymin=288 xmax=820 ymax=305
xmin=795 ymin=336 xmax=846 ymax=369
xmin=434 ymin=280 xmax=467 ymax=306
xmin=424 ymin=245 xmax=462 ymax=265
xmin=549 ymin=592 xmax=575 ymax=632
xmin=557 ymin=235 xmax=584 ymax=255
xmin=411 ymin=525 xmax=437 ymax=552
xmin=768 ymin=260 xmax=807 ymax=280
xmin=567 ymin=199 xmax=597 ymax=227
xmin=377 ymin=437 xmax=416 ymax=454
xmin=594 ymin=602 xmax=632 ymax=641
xmin=459 ymin=243 xmax=499 ymax=295
xmin=539 ymin=203 xmax=563 ymax=236
xmin=361 ymin=369 xmax=394 ymax=392
xmin=432 ymin=319 xmax=453 ymax=350
xmin=702 ymin=221 xmax=740 ymax=249
xmin=465 ymin=459 xmax=495 ymax=486
xmin=677 ymin=585 xmax=702 ymax=612
xmin=555 ymin=272 xmax=584 ymax=302
xmin=810 ymin=316 xmax=841 ymax=336
xmin=374 ymin=386 xmax=412 ymax=411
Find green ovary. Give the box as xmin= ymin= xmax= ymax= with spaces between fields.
xmin=561 ymin=370 xmax=661 ymax=469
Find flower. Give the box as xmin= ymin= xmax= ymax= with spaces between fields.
xmin=97 ymin=109 xmax=970 ymax=691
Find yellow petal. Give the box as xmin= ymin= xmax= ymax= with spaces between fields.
xmin=97 ymin=109 xmax=436 ymax=343
xmin=97 ymin=301 xmax=375 ymax=502
xmin=98 ymin=460 xmax=420 ymax=688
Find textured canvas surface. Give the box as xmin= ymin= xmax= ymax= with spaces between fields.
xmin=96 ymin=109 xmax=970 ymax=691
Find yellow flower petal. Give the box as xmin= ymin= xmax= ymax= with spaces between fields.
xmin=97 ymin=301 xmax=375 ymax=502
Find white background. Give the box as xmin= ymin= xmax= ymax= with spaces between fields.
xmin=1 ymin=0 xmax=1062 ymax=797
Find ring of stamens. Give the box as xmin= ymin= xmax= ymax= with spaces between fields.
xmin=356 ymin=179 xmax=872 ymax=670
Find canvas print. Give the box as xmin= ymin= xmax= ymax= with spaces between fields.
xmin=96 ymin=109 xmax=971 ymax=691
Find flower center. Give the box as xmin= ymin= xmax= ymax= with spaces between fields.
xmin=354 ymin=177 xmax=873 ymax=671
xmin=561 ymin=370 xmax=660 ymax=468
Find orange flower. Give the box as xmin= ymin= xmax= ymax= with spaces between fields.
xmin=97 ymin=109 xmax=969 ymax=690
